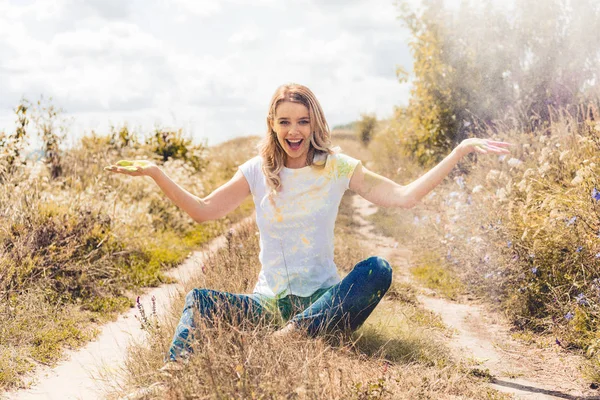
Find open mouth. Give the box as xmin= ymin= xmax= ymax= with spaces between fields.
xmin=285 ymin=139 xmax=303 ymax=151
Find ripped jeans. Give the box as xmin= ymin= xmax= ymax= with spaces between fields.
xmin=167 ymin=256 xmax=392 ymax=361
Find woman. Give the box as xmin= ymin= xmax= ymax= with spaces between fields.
xmin=105 ymin=83 xmax=511 ymax=363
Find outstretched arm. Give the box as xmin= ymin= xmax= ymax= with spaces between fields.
xmin=349 ymin=139 xmax=512 ymax=209
xmin=105 ymin=160 xmax=251 ymax=222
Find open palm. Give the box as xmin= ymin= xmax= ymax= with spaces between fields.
xmin=458 ymin=138 xmax=512 ymax=156
xmin=104 ymin=160 xmax=157 ymax=177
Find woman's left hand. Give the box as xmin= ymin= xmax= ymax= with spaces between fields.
xmin=456 ymin=138 xmax=513 ymax=158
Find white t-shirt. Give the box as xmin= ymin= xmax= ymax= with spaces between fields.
xmin=238 ymin=152 xmax=361 ymax=297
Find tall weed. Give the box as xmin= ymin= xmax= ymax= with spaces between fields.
xmin=369 ymin=103 xmax=600 ymax=378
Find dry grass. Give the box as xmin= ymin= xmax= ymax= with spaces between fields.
xmin=0 ymin=133 xmax=258 ymax=390
xmin=111 ymin=190 xmax=508 ymax=399
xmin=367 ymin=103 xmax=600 ymax=381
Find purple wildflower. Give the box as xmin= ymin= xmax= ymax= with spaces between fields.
xmin=564 ymin=311 xmax=574 ymax=321
xmin=576 ymin=293 xmax=588 ymax=306
xmin=566 ymin=216 xmax=577 ymax=226
xmin=531 ymin=267 xmax=538 ymax=274
xmin=576 ymin=246 xmax=583 ymax=253
xmin=593 ymin=188 xmax=600 ymax=202
xmin=595 ymin=253 xmax=600 ymax=259
xmin=507 ymin=240 xmax=512 ymax=248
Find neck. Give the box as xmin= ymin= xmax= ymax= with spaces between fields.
xmin=285 ymin=156 xmax=308 ymax=169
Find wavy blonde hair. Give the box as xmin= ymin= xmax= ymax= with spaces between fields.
xmin=259 ymin=83 xmax=336 ymax=195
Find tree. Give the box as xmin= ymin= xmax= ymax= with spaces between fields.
xmin=398 ymin=0 xmax=600 ymax=166
xmin=356 ymin=113 xmax=377 ymax=146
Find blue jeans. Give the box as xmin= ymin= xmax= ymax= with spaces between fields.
xmin=168 ymin=256 xmax=392 ymax=361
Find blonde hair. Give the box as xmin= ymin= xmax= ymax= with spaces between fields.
xmin=259 ymin=83 xmax=336 ymax=195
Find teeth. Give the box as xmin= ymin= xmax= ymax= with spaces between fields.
xmin=288 ymin=139 xmax=302 ymax=143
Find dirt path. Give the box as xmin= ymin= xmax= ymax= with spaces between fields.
xmin=4 ymin=218 xmax=253 ymax=400
xmin=352 ymin=194 xmax=600 ymax=400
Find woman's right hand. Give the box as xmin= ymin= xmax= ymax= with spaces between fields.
xmin=104 ymin=160 xmax=159 ymax=178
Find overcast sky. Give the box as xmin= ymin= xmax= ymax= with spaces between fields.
xmin=1 ymin=0 xmax=417 ymax=148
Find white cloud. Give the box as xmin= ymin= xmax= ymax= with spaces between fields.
xmin=171 ymin=0 xmax=222 ymax=18
xmin=229 ymin=23 xmax=262 ymax=45
xmin=1 ymin=0 xmax=414 ymax=147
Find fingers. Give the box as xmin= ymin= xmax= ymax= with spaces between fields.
xmin=486 ymin=140 xmax=513 ymax=147
xmin=486 ymin=144 xmax=511 ymax=153
xmin=472 ymin=139 xmax=512 ymax=154
xmin=104 ymin=165 xmax=142 ymax=175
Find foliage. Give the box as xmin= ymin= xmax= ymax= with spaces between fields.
xmin=0 ymin=116 xmax=256 ymax=389
xmin=356 ymin=113 xmax=378 ymax=146
xmin=398 ymin=0 xmax=600 ymax=167
xmin=369 ymin=102 xmax=600 ymax=377
xmin=145 ymin=127 xmax=208 ymax=173
xmin=31 ymin=97 xmax=66 ymax=180
xmin=0 ymin=99 xmax=29 ymax=179
xmin=109 ymin=124 xmax=138 ymax=149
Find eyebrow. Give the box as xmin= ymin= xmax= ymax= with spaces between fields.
xmin=277 ymin=117 xmax=310 ymax=121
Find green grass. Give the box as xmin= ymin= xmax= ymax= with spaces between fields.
xmin=410 ymin=253 xmax=464 ymax=300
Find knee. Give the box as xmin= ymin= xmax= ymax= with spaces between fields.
xmin=365 ymin=256 xmax=392 ymax=290
xmin=185 ymin=288 xmax=210 ymax=307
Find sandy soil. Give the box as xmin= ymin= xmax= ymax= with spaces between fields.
xmin=352 ymin=194 xmax=600 ymax=400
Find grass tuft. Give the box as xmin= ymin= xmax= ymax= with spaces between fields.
xmin=410 ymin=253 xmax=464 ymax=300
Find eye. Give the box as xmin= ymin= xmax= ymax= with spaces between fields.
xmin=279 ymin=121 xmax=289 ymax=125
xmin=300 ymin=120 xmax=310 ymax=125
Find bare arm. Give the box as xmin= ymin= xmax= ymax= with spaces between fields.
xmin=349 ymin=139 xmax=512 ymax=208
xmin=105 ymin=160 xmax=251 ymax=222
xmin=150 ymin=168 xmax=251 ymax=222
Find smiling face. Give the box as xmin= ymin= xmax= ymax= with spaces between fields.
xmin=270 ymin=101 xmax=312 ymax=169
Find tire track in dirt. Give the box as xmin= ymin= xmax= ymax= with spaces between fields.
xmin=351 ymin=194 xmax=600 ymax=400
xmin=4 ymin=217 xmax=255 ymax=400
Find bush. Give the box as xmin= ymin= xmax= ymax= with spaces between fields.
xmin=356 ymin=113 xmax=378 ymax=146
xmin=0 ymin=100 xmax=29 ymax=179
xmin=370 ymin=103 xmax=600 ymax=377
xmin=32 ymin=97 xmax=66 ymax=180
xmin=398 ymin=0 xmax=600 ymax=167
xmin=145 ymin=127 xmax=208 ymax=173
